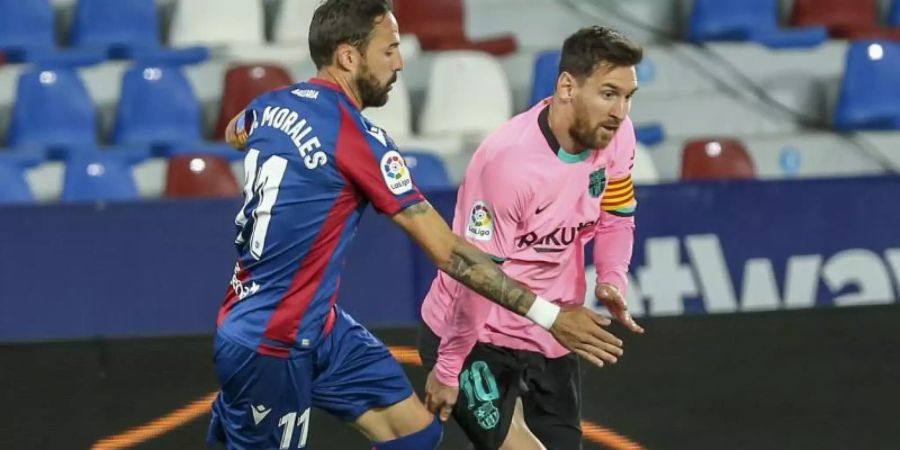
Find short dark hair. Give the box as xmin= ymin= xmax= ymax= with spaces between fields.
xmin=308 ymin=0 xmax=393 ymax=69
xmin=559 ymin=26 xmax=643 ymax=80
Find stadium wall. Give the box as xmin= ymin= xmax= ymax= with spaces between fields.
xmin=2 ymin=176 xmax=899 ymax=342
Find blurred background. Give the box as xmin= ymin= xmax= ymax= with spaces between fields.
xmin=1 ymin=0 xmax=899 ymax=449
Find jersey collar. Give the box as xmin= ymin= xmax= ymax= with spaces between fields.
xmin=538 ymin=104 xmax=591 ymax=164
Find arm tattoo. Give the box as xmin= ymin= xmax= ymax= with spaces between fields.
xmin=440 ymin=240 xmax=536 ymax=316
xmin=400 ymin=201 xmax=431 ymax=217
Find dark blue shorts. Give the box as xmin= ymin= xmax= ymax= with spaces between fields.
xmin=207 ymin=307 xmax=414 ymax=449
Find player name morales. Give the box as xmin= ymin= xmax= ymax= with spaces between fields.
xmin=256 ymin=105 xmax=328 ymax=169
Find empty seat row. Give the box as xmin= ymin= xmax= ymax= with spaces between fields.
xmin=646 ymin=133 xmax=889 ymax=182
xmin=691 ymin=0 xmax=900 ymax=47
xmin=0 ymin=149 xmax=452 ymax=204
xmin=5 ymin=63 xmax=218 ymax=155
xmin=0 ymin=152 xmax=239 ymax=203
xmin=1 ymin=0 xmax=510 ymax=65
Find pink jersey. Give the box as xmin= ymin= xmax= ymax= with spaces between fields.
xmin=420 ymin=99 xmax=638 ymax=386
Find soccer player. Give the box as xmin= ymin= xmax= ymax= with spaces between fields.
xmin=208 ymin=2 xmax=623 ymax=449
xmin=417 ymin=27 xmax=645 ymax=450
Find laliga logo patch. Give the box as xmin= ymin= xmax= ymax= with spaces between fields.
xmin=380 ymin=150 xmax=413 ymax=195
xmin=466 ymin=201 xmax=494 ymax=241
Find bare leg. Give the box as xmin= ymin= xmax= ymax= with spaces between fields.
xmin=352 ymin=394 xmax=435 ymax=442
xmin=499 ymin=398 xmax=546 ymax=450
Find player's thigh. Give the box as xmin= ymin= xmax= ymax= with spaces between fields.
xmin=209 ymin=335 xmax=315 ymax=450
xmin=450 ymin=344 xmax=524 ymax=450
xmin=498 ymin=397 xmax=546 ymax=450
xmin=522 ymin=353 xmax=583 ymax=450
xmin=312 ymin=309 xmax=429 ymax=440
xmin=352 ymin=392 xmax=434 ymax=442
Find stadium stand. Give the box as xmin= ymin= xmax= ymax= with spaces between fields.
xmin=61 ymin=152 xmax=141 ymax=202
xmin=70 ymin=0 xmax=161 ymax=59
xmin=214 ymin=64 xmax=294 ymax=139
xmin=0 ymin=152 xmax=42 ymax=203
xmin=392 ymin=0 xmax=517 ymax=55
xmin=689 ymin=0 xmax=827 ymax=48
xmin=164 ymin=154 xmax=241 ymax=198
xmin=0 ymin=0 xmax=55 ymax=63
xmin=112 ymin=64 xmax=203 ymax=151
xmin=790 ymin=0 xmax=900 ymax=40
xmin=680 ymin=138 xmax=757 ymax=181
xmin=8 ymin=67 xmax=98 ymax=156
xmin=834 ymin=41 xmax=900 ymax=131
xmin=0 ymin=0 xmax=896 ymax=201
xmin=402 ymin=150 xmax=453 ymax=191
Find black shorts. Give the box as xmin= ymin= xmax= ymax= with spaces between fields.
xmin=418 ymin=322 xmax=582 ymax=450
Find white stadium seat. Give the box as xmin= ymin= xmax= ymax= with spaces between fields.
xmin=632 ymin=143 xmax=660 ymax=185
xmin=419 ymin=50 xmax=512 ymax=137
xmin=273 ymin=0 xmax=317 ymax=44
xmin=169 ymin=0 xmax=265 ymax=47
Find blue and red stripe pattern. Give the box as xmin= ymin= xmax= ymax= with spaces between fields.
xmin=216 ymin=78 xmax=424 ymax=357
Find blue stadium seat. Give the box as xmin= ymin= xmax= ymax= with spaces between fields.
xmin=529 ymin=50 xmax=560 ymax=107
xmin=835 ymin=42 xmax=900 ymax=130
xmin=0 ymin=156 xmax=36 ymax=204
xmin=690 ymin=0 xmax=827 ymax=48
xmin=0 ymin=0 xmax=54 ymax=63
xmin=112 ymin=64 xmax=203 ymax=152
xmin=889 ymin=0 xmax=900 ymax=26
xmin=403 ymin=151 xmax=452 ymax=190
xmin=62 ymin=153 xmax=139 ymax=202
xmin=70 ymin=0 xmax=160 ymax=59
xmin=7 ymin=68 xmax=97 ymax=156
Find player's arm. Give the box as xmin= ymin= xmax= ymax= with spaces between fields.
xmin=392 ymin=202 xmax=534 ymax=317
xmin=337 ymin=114 xmax=621 ymax=366
xmin=391 ymin=202 xmax=623 ymax=367
xmin=224 ymin=110 xmax=252 ymax=150
xmin=594 ymin=119 xmax=643 ymax=333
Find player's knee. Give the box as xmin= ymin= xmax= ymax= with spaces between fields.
xmin=372 ymin=415 xmax=442 ymax=450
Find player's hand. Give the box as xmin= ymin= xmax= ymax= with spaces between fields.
xmin=424 ymin=369 xmax=459 ymax=422
xmin=549 ymin=306 xmax=623 ymax=368
xmin=596 ymin=283 xmax=644 ymax=334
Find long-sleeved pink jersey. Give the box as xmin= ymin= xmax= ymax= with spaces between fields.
xmin=420 ymin=99 xmax=638 ymax=386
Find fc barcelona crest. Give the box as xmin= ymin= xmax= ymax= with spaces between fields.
xmin=588 ymin=168 xmax=607 ymax=198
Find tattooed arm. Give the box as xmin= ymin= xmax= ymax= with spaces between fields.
xmin=392 ymin=200 xmax=623 ymax=372
xmin=391 ymin=201 xmax=535 ymax=315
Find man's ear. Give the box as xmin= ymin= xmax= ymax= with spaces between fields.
xmin=334 ymin=43 xmax=359 ymax=72
xmin=557 ymin=72 xmax=578 ymax=103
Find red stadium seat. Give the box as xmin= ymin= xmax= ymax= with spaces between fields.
xmin=214 ymin=64 xmax=294 ymax=139
xmin=164 ymin=155 xmax=240 ymax=198
xmin=681 ymin=138 xmax=756 ymax=181
xmin=790 ymin=0 xmax=900 ymax=40
xmin=392 ymin=0 xmax=517 ymax=56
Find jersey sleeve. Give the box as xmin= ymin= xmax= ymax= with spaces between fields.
xmin=594 ymin=117 xmax=637 ymax=295
xmin=434 ymin=155 xmax=532 ymax=386
xmin=334 ymin=105 xmax=424 ymax=215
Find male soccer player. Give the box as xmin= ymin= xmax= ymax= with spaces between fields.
xmin=417 ymin=26 xmax=645 ymax=450
xmin=208 ymin=2 xmax=623 ymax=449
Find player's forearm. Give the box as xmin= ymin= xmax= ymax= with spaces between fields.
xmin=435 ymin=289 xmax=492 ymax=385
xmin=439 ymin=239 xmax=536 ymax=317
xmin=594 ymin=215 xmax=635 ymax=294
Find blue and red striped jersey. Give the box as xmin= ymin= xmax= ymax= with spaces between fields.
xmin=217 ymin=78 xmax=424 ymax=357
